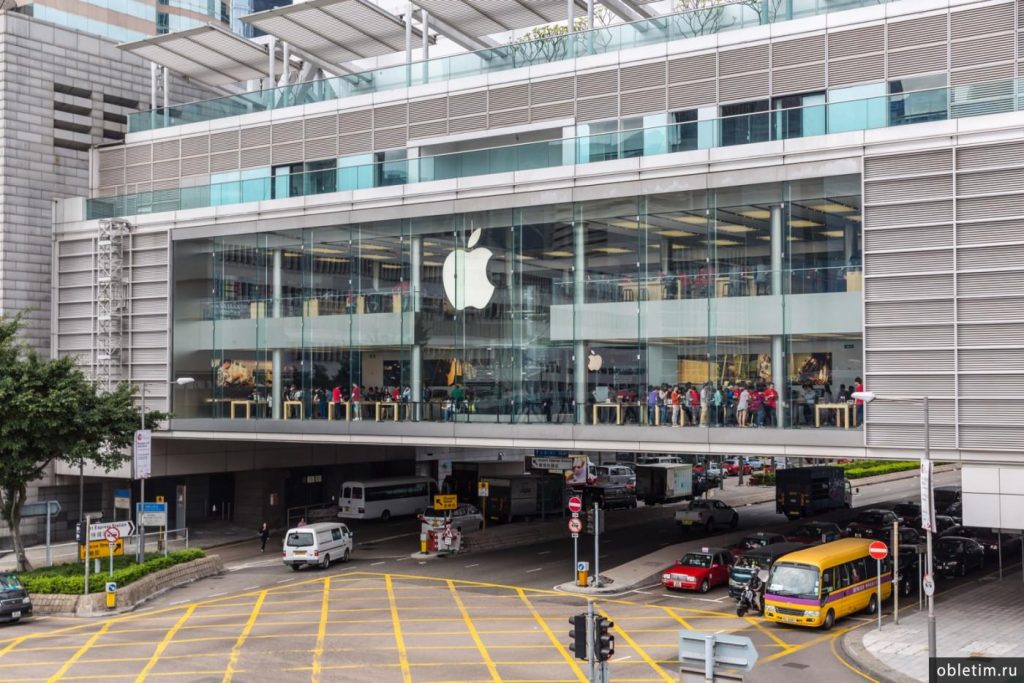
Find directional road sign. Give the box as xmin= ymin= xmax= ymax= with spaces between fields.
xmin=20 ymin=501 xmax=61 ymax=518
xmin=568 ymin=496 xmax=582 ymax=513
xmin=922 ymin=574 xmax=935 ymax=597
xmin=89 ymin=520 xmax=135 ymax=542
xmin=433 ymin=494 xmax=457 ymax=511
xmin=137 ymin=502 xmax=167 ymax=526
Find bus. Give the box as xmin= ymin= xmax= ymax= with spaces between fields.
xmin=763 ymin=538 xmax=892 ymax=630
xmin=338 ymin=477 xmax=437 ymax=521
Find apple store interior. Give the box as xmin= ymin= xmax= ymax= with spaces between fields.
xmin=171 ymin=175 xmax=864 ymax=429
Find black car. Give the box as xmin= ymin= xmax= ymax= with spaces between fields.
xmin=943 ymin=499 xmax=962 ymax=524
xmin=933 ymin=486 xmax=962 ymax=516
xmin=874 ymin=526 xmax=924 ymax=597
xmin=0 ymin=573 xmax=31 ymax=623
xmin=890 ymin=501 xmax=921 ymax=525
xmin=909 ymin=514 xmax=958 ymax=534
xmin=582 ymin=485 xmax=637 ymax=511
xmin=933 ymin=536 xmax=986 ymax=578
xmin=786 ymin=521 xmax=844 ymax=545
xmin=939 ymin=526 xmax=1017 ymax=557
xmin=845 ymin=509 xmax=900 ymax=539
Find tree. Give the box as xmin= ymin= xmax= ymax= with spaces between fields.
xmin=0 ymin=314 xmax=161 ymax=571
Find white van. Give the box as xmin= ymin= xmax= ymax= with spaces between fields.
xmin=282 ymin=522 xmax=353 ymax=570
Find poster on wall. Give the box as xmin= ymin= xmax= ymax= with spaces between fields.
xmin=678 ymin=354 xmax=773 ymax=385
xmin=790 ymin=352 xmax=832 ymax=386
xmin=214 ymin=359 xmax=272 ymax=393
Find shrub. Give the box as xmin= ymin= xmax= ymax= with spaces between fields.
xmin=842 ymin=461 xmax=918 ymax=479
xmin=22 ymin=548 xmax=206 ymax=595
xmin=748 ymin=471 xmax=776 ymax=486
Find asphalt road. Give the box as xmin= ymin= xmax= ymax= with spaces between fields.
xmin=5 ymin=468 xmax=1003 ymax=683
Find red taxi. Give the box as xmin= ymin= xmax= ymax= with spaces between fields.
xmin=661 ymin=547 xmax=733 ymax=593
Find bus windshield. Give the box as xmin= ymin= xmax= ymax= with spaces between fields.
xmin=767 ymin=563 xmax=820 ymax=600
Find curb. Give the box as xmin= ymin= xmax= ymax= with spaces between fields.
xmin=840 ymin=626 xmax=921 ymax=683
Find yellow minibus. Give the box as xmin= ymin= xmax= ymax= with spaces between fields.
xmin=764 ymin=538 xmax=892 ymax=629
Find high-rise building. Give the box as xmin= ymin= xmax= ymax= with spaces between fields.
xmin=4 ymin=0 xmax=230 ymax=42
xmin=49 ymin=0 xmax=1024 ymax=527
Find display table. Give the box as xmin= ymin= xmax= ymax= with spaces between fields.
xmin=376 ymin=402 xmax=400 ymax=422
xmin=283 ymin=400 xmax=304 ymax=420
xmin=816 ymin=402 xmax=854 ymax=429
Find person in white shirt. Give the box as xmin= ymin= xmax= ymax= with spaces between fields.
xmin=737 ymin=383 xmax=750 ymax=428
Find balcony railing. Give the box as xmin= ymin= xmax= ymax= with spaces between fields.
xmin=130 ymin=0 xmax=893 ymax=132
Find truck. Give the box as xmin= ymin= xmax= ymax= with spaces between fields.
xmin=775 ymin=466 xmax=853 ymax=520
xmin=634 ymin=463 xmax=693 ymax=505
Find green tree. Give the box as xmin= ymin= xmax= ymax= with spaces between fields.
xmin=0 ymin=314 xmax=161 ymax=571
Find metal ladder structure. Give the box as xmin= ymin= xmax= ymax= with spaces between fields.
xmin=95 ymin=218 xmax=129 ymax=391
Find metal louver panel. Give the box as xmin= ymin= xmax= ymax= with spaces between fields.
xmin=272 ymin=141 xmax=304 ymax=165
xmin=865 ymin=224 xmax=953 ymax=252
xmin=210 ymin=151 xmax=239 ymax=172
xmin=125 ymin=144 xmax=152 ymax=166
xmin=620 ymin=88 xmax=667 ymax=116
xmin=959 ymin=243 xmax=1024 ymax=270
xmin=408 ymin=120 xmax=448 ymax=140
xmin=131 ymin=300 xmax=167 ymax=316
xmin=958 ymin=271 xmax=1024 ymax=298
xmin=959 ymin=426 xmax=1024 ymax=450
xmin=125 ymin=165 xmax=151 ymax=183
xmin=958 ymin=297 xmax=1024 ymax=322
xmin=771 ymin=64 xmax=826 ymax=95
xmin=59 ymin=302 xmax=93 ymax=318
xmin=957 ymin=194 xmax=1024 ymax=220
xmin=865 ymin=249 xmax=952 ymax=276
xmin=959 ymin=349 xmax=1024 ymax=371
xmin=960 ymin=374 xmax=1024 ymax=394
xmin=951 ymin=62 xmax=1015 ymax=87
xmin=531 ymin=101 xmax=575 ymax=121
xmin=959 ymin=321 xmax=1024 ymax=346
xmin=181 ymin=135 xmax=210 ymax=157
xmin=668 ymin=80 xmax=717 ymax=109
xmin=58 ymin=287 xmax=93 ymax=303
xmin=577 ymin=95 xmax=618 ymax=122
xmin=828 ymin=24 xmax=884 ymax=59
xmin=864 ymin=273 xmax=953 ymax=300
xmin=865 ymin=200 xmax=953 ymax=227
xmin=409 ymin=97 xmax=447 ymax=123
xmin=131 ymin=347 xmax=167 ymax=362
xmin=133 ymin=232 xmax=167 ymax=250
xmin=99 ymin=168 xmax=124 ymax=187
xmin=866 ymin=399 xmax=954 ymax=424
xmin=865 ymin=150 xmax=952 ymax=178
xmin=373 ymin=104 xmax=407 ymax=129
xmin=60 ymin=271 xmax=93 ymax=288
xmin=305 ymin=114 xmax=338 ymax=138
xmin=958 ymin=219 xmax=1024 ymax=246
xmin=132 ymin=265 xmax=167 ymax=282
xmin=951 ymin=33 xmax=1014 ymax=69
xmin=151 ymin=160 xmax=178 ymax=181
xmin=867 ymin=374 xmax=954 ymax=396
xmin=133 ymin=282 xmax=167 ymax=298
xmin=59 ymin=255 xmax=92 ymax=272
xmin=719 ymin=72 xmax=768 ymax=101
xmin=957 ymin=141 xmax=1024 ymax=170
xmin=99 ymin=148 xmax=125 ymax=170
xmin=621 ymin=62 xmax=666 ymax=90
xmin=888 ymin=14 xmax=948 ymax=49
xmin=867 ymin=424 xmax=955 ymax=450
xmin=864 ymin=324 xmax=954 ymax=347
xmin=151 ymin=179 xmax=178 ymax=191
xmin=339 ymin=109 xmax=372 ymax=131
xmin=866 ymin=349 xmax=954 ymax=372
xmin=373 ymin=126 xmax=407 ymax=150
xmin=719 ymin=44 xmax=768 ymax=75
xmin=272 ymin=120 xmax=304 ymax=144
xmin=772 ymin=35 xmax=825 ymax=67
xmin=828 ymin=54 xmax=885 ymax=86
xmin=60 ymin=240 xmax=93 ymax=257
xmin=887 ymin=44 xmax=948 ymax=77
xmin=241 ymin=125 xmax=271 ymax=148
xmin=489 ymin=84 xmax=529 ymax=111
xmin=577 ymin=69 xmax=618 ymax=97
xmin=130 ymin=332 xmax=167 ymax=349
xmin=531 ymin=77 xmax=574 ymax=104
xmin=952 ymin=3 xmax=1014 ymax=38
xmin=152 ymin=140 xmax=179 ymax=161
xmin=866 ymin=299 xmax=954 ymax=325
xmin=449 ymin=91 xmax=487 ymax=117
xmin=448 ymin=115 xmax=487 ymax=133
xmin=58 ymin=334 xmax=93 ymax=350
xmin=240 ymin=146 xmax=270 ymax=168
xmin=180 ymin=155 xmax=209 ymax=177
xmin=488 ymin=109 xmax=530 ymax=128
xmin=668 ymin=53 xmax=716 ymax=83
xmin=864 ymin=175 xmax=953 ymax=203
xmin=338 ymin=130 xmax=372 ymax=155
xmin=305 ymin=136 xmax=338 ymax=160
xmin=210 ymin=130 xmax=239 ymax=152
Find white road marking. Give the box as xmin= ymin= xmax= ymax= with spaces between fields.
xmin=169 ymin=599 xmax=189 ymax=605
xmin=356 ymin=532 xmax=418 ymax=546
xmin=394 ymin=557 xmax=410 ymax=562
xmin=243 ymin=585 xmax=259 ymax=590
xmin=526 ymin=568 xmax=543 ymax=573
xmin=465 ymin=563 xmax=480 ymax=568
xmin=209 ymin=592 xmax=226 ymax=598
xmin=370 ymin=561 xmax=386 ymax=566
xmin=612 ymin=655 xmax=632 ymax=662
xmin=537 ymin=550 xmax=551 ymax=555
xmin=275 ymin=579 xmax=294 ymax=584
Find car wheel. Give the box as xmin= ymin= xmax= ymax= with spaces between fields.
xmin=958 ymin=563 xmax=967 ymax=578
xmin=291 ymin=564 xmax=302 ymax=571
xmin=700 ymin=579 xmax=710 ymax=594
xmin=730 ymin=514 xmax=739 ymax=529
xmin=321 ymin=554 xmax=330 ymax=569
xmin=823 ymin=609 xmax=835 ymax=630
xmin=978 ymin=556 xmax=985 ymax=572
xmin=866 ymin=593 xmax=878 ymax=615
xmin=381 ymin=510 xmax=391 ymax=521
xmin=901 ymin=578 xmax=912 ymax=598
xmin=343 ymin=549 xmax=350 ymax=563
xmin=705 ymin=519 xmax=714 ymax=534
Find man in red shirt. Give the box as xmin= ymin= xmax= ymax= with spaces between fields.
xmin=763 ymin=382 xmax=779 ymax=426
xmin=854 ymin=377 xmax=864 ymax=426
xmin=331 ymin=385 xmax=342 ymax=420
xmin=351 ymin=384 xmax=362 ymax=421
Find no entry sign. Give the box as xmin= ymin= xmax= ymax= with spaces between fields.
xmin=568 ymin=496 xmax=582 ymax=513
xmin=868 ymin=540 xmax=888 ymax=561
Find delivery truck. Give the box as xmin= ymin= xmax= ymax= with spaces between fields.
xmin=775 ymin=465 xmax=853 ymax=519
xmin=634 ymin=463 xmax=693 ymax=505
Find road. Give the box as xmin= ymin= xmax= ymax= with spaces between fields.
xmin=3 ymin=468 xmax=1004 ymax=683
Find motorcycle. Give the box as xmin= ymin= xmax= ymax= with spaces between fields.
xmin=735 ymin=571 xmax=766 ymax=617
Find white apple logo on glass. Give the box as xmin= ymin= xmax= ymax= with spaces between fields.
xmin=442 ymin=227 xmax=495 ymax=310
xmin=587 ymin=350 xmax=603 ymax=371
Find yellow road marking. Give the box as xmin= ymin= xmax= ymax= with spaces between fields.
xmin=311 ymin=576 xmax=331 ymax=683
xmin=661 ymin=606 xmax=693 ymax=630
xmin=385 ymin=575 xmax=412 ymax=683
xmin=46 ymin=621 xmax=112 ymax=683
xmin=135 ymin=603 xmax=197 ymax=682
xmin=600 ymin=607 xmax=674 ymax=683
xmin=762 ymin=625 xmax=855 ymax=663
xmin=830 ymin=629 xmax=879 ymax=683
xmin=745 ymin=616 xmax=795 ymax=652
xmin=223 ymin=589 xmax=266 ymax=683
xmin=448 ymin=579 xmax=501 ymax=682
xmin=517 ymin=588 xmax=586 ymax=682
xmin=0 ymin=636 xmax=27 ymax=660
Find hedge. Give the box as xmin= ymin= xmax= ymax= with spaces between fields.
xmin=841 ymin=460 xmax=918 ymax=479
xmin=21 ymin=548 xmax=206 ymax=595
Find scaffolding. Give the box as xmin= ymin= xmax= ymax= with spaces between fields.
xmin=95 ymin=219 xmax=129 ymax=391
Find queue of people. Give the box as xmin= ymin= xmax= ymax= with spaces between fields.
xmin=631 ymin=381 xmax=780 ymax=427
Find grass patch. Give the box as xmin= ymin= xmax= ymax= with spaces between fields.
xmin=21 ymin=548 xmax=205 ymax=594
xmin=840 ymin=460 xmax=919 ymax=479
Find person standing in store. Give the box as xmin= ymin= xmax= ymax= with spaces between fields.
xmin=854 ymin=377 xmax=865 ymax=426
xmin=763 ymin=382 xmax=779 ymax=426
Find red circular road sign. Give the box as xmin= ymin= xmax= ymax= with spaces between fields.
xmin=103 ymin=527 xmax=120 ymax=543
xmin=868 ymin=540 xmax=888 ymax=560
xmin=568 ymin=518 xmax=583 ymax=534
xmin=568 ymin=496 xmax=583 ymax=513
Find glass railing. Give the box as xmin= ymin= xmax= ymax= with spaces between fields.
xmin=130 ymin=0 xmax=893 ymax=132
xmin=92 ymin=78 xmax=1018 ymax=219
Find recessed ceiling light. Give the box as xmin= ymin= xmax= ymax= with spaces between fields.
xmin=716 ymin=224 xmax=755 ymax=234
xmin=787 ymin=236 xmax=803 ymax=242
xmin=713 ymin=239 xmax=741 ymax=246
xmin=671 ymin=244 xmax=688 ymax=250
xmin=657 ymin=230 xmax=696 ymax=238
xmin=809 ymin=203 xmax=855 ymax=214
xmin=424 ymin=260 xmax=443 ymax=267
xmin=381 ymin=263 xmax=402 ymax=269
xmin=310 ymin=247 xmax=344 ymax=255
xmin=820 ymin=230 xmax=845 ymax=238
xmin=359 ymin=244 xmax=390 ymax=251
xmin=609 ymin=219 xmax=641 ymax=229
xmin=422 ymin=251 xmax=436 ymax=257
xmin=665 ymin=214 xmax=708 ymax=225
xmin=739 ymin=209 xmax=771 ymax=219
xmin=359 ymin=254 xmax=392 ymax=261
xmin=593 ymin=247 xmax=632 ymax=254
xmin=316 ymin=257 xmax=349 ymax=263
xmin=545 ymin=250 xmax=574 ymax=258
xmin=789 ymin=220 xmax=821 ymax=228
xmin=849 ymin=215 xmax=862 ymax=222
xmin=756 ymin=236 xmax=771 ymax=241
xmin=515 ymin=254 xmax=535 ymax=260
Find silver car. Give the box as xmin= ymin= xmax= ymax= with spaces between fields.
xmin=419 ymin=503 xmax=484 ymax=533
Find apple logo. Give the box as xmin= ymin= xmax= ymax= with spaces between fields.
xmin=442 ymin=227 xmax=495 ymax=310
xmin=587 ymin=350 xmax=603 ymax=372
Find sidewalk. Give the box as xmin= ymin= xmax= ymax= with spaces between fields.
xmin=843 ymin=573 xmax=1024 ymax=683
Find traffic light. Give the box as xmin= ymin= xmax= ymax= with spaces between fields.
xmin=585 ymin=509 xmax=595 ymax=535
xmin=75 ymin=522 xmax=84 ymax=546
xmin=595 ymin=615 xmax=615 ymax=662
xmin=568 ymin=613 xmax=588 ymax=660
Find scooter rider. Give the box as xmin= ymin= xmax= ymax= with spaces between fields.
xmin=747 ymin=570 xmax=766 ymax=614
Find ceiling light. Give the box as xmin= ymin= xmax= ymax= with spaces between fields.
xmin=545 ymin=250 xmax=574 ymax=258
xmin=820 ymin=230 xmax=845 ymax=238
xmin=423 ymin=261 xmax=443 ymax=267
xmin=715 ymin=224 xmax=755 ymax=234
xmin=671 ymin=244 xmax=688 ymax=250
xmin=316 ymin=257 xmax=349 ymax=264
xmin=787 ymin=236 xmax=803 ymax=242
xmin=609 ymin=219 xmax=641 ymax=229
xmin=515 ymin=254 xmax=535 ymax=260
xmin=593 ymin=247 xmax=632 ymax=254
xmin=713 ymin=239 xmax=741 ymax=246
xmin=359 ymin=244 xmax=390 ymax=251
xmin=422 ymin=251 xmax=436 ymax=257
xmin=739 ymin=209 xmax=771 ymax=219
xmin=809 ymin=203 xmax=855 ymax=214
xmin=789 ymin=219 xmax=820 ymax=228
xmin=756 ymin=236 xmax=771 ymax=241
xmin=310 ymin=246 xmax=344 ymax=255
xmin=849 ymin=215 xmax=862 ymax=222
xmin=381 ymin=263 xmax=402 ymax=269
xmin=657 ymin=230 xmax=696 ymax=238
xmin=665 ymin=214 xmax=708 ymax=225
xmin=359 ymin=254 xmax=392 ymax=261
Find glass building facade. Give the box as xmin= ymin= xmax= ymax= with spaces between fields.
xmin=172 ymin=176 xmax=863 ymax=429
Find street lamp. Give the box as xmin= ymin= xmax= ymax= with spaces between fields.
xmin=136 ymin=377 xmax=194 ymax=562
xmin=851 ymin=390 xmax=936 ymax=659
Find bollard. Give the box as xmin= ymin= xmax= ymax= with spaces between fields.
xmin=577 ymin=561 xmax=590 ymax=587
xmin=105 ymin=582 xmax=117 ymax=609
xmin=420 ymin=533 xmax=428 ymax=554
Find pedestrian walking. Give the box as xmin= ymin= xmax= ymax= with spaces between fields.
xmin=259 ymin=522 xmax=270 ymax=552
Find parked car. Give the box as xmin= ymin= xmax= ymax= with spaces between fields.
xmin=933 ymin=536 xmax=986 ymax=578
xmin=933 ymin=486 xmax=962 ymax=516
xmin=595 ymin=465 xmax=636 ymax=490
xmin=785 ymin=522 xmax=844 ymax=545
xmin=581 ymin=485 xmax=637 ymax=511
xmin=745 ymin=458 xmax=765 ymax=472
xmin=419 ymin=503 xmax=484 ymax=533
xmin=874 ymin=526 xmax=924 ymax=597
xmin=940 ymin=526 xmax=1019 ymax=557
xmin=889 ymin=501 xmax=921 ymax=526
xmin=0 ymin=573 xmax=31 ymax=623
xmin=844 ymin=509 xmax=900 ymax=539
xmin=675 ymin=499 xmax=739 ymax=532
xmin=662 ymin=547 xmax=733 ymax=593
xmin=283 ymin=522 xmax=353 ymax=570
xmin=727 ymin=543 xmax=804 ymax=598
xmin=723 ymin=458 xmax=751 ymax=477
xmin=909 ymin=514 xmax=958 ymax=534
xmin=729 ymin=531 xmax=788 ymax=558
xmin=943 ymin=499 xmax=963 ymax=524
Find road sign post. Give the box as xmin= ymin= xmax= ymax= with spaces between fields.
xmin=593 ymin=502 xmax=601 ymax=588
xmin=869 ymin=540 xmax=889 ymax=632
xmin=134 ymin=429 xmax=152 ymax=563
xmin=22 ymin=501 xmax=61 ymax=567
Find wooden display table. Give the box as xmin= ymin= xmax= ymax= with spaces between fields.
xmin=816 ymin=402 xmax=854 ymax=429
xmin=283 ymin=400 xmax=304 ymax=420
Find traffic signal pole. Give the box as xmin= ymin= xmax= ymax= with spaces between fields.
xmin=587 ymin=600 xmax=596 ymax=682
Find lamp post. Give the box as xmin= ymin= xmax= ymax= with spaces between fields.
xmin=852 ymin=390 xmax=936 ymax=659
xmin=136 ymin=377 xmax=194 ymax=563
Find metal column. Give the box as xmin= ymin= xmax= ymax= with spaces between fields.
xmin=150 ymin=63 xmax=158 ymax=110
xmin=923 ymin=397 xmax=937 ymax=658
xmin=573 ymin=215 xmax=586 ymax=424
xmin=568 ymin=0 xmax=575 ymax=31
xmin=587 ymin=0 xmax=594 ymax=28
xmin=770 ymin=204 xmax=785 ymax=428
xmin=280 ymin=42 xmax=290 ymax=86
xmin=422 ymin=11 xmax=429 ymax=59
xmin=411 ymin=235 xmax=423 ymax=420
xmin=267 ymin=36 xmax=276 ymax=88
xmin=405 ymin=2 xmax=413 ymax=64
xmin=271 ymin=250 xmax=283 ymax=420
